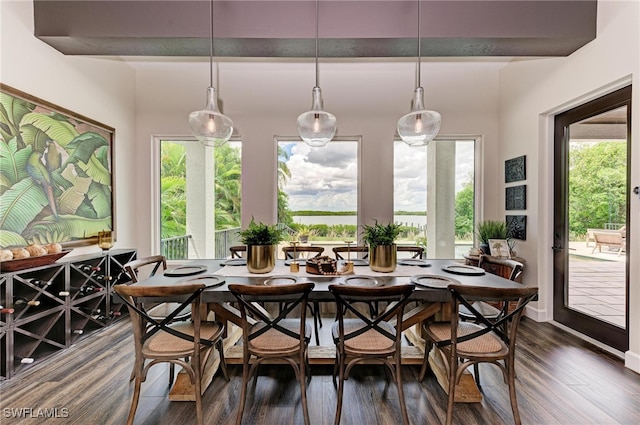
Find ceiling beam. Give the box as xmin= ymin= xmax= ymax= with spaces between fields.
xmin=33 ymin=0 xmax=597 ymax=57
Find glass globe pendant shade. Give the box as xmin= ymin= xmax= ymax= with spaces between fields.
xmin=397 ymin=87 xmax=441 ymax=147
xmin=297 ymin=87 xmax=337 ymax=147
xmin=189 ymin=86 xmax=234 ymax=147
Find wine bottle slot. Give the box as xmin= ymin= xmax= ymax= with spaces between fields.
xmin=95 ymin=275 xmax=113 ymax=281
xmin=1 ymin=307 xmax=15 ymax=314
xmin=58 ymin=291 xmax=70 ymax=297
xmin=27 ymin=278 xmax=52 ymax=287
xmin=79 ymin=264 xmax=101 ymax=273
xmin=110 ymin=311 xmax=122 ymax=317
xmin=13 ymin=297 xmax=41 ymax=307
xmin=78 ymin=307 xmax=101 ymax=314
xmin=18 ymin=357 xmax=35 ymax=364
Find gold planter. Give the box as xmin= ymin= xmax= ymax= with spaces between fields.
xmin=369 ymin=244 xmax=397 ymax=273
xmin=246 ymin=245 xmax=276 ymax=274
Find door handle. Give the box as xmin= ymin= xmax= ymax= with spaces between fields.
xmin=551 ymin=246 xmax=563 ymax=252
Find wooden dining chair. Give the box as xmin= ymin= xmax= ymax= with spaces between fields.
xmin=282 ymin=245 xmax=325 ymax=344
xmin=114 ymin=282 xmax=229 ymax=425
xmin=332 ymin=245 xmax=369 ymax=260
xmin=397 ymin=245 xmax=425 ymax=259
xmin=282 ymin=245 xmax=325 ymax=260
xmin=229 ymin=245 xmax=247 ymax=258
xmin=229 ymin=282 xmax=315 ymax=425
xmin=123 ymin=255 xmax=193 ymax=382
xmin=419 ymin=284 xmax=538 ymax=425
xmin=329 ymin=283 xmax=416 ymax=425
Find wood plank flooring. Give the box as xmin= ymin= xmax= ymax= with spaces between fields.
xmin=1 ymin=317 xmax=640 ymax=425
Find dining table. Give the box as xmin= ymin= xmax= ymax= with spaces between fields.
xmin=127 ymin=258 xmax=529 ymax=402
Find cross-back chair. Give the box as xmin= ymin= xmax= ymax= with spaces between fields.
xmin=282 ymin=245 xmax=325 ymax=260
xmin=114 ymin=282 xmax=229 ymax=425
xmin=329 ymin=283 xmax=416 ymax=425
xmin=123 ymin=255 xmax=192 ymax=381
xmin=397 ymin=245 xmax=425 ymax=259
xmin=460 ymin=255 xmax=525 ymax=322
xmin=228 ymin=282 xmax=315 ymax=425
xmin=229 ymin=245 xmax=247 ymax=258
xmin=332 ymin=245 xmax=369 ymax=260
xmin=419 ymin=284 xmax=538 ymax=425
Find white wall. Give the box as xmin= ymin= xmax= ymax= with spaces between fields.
xmin=498 ymin=0 xmax=640 ymax=372
xmin=1 ymin=1 xmax=137 ymax=257
xmin=133 ymin=59 xmax=503 ymax=256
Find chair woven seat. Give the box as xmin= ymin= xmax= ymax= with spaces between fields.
xmin=249 ymin=319 xmax=311 ymax=353
xmin=145 ymin=321 xmax=224 ymax=355
xmin=427 ymin=322 xmax=506 ymax=355
xmin=331 ymin=319 xmax=395 ymax=354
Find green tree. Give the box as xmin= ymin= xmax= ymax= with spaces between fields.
xmin=214 ymin=144 xmax=241 ymax=230
xmin=277 ymin=146 xmax=292 ymax=224
xmin=160 ymin=143 xmax=187 ymax=238
xmin=454 ymin=177 xmax=474 ymax=239
xmin=569 ymin=141 xmax=626 ymax=236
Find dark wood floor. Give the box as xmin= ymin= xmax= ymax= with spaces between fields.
xmin=2 ymin=317 xmax=640 ymax=425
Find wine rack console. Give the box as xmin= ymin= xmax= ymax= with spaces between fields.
xmin=0 ymin=249 xmax=136 ymax=380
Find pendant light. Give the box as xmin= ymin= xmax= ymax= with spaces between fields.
xmin=397 ymin=0 xmax=441 ymax=147
xmin=297 ymin=0 xmax=337 ymax=147
xmin=189 ymin=0 xmax=233 ymax=147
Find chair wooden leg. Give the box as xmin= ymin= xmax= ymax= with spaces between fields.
xmin=217 ymin=340 xmax=230 ymax=381
xmin=395 ymin=362 xmax=410 ymax=425
xmin=473 ymin=363 xmax=481 ymax=390
xmin=235 ymin=356 xmax=250 ymax=425
xmin=334 ymin=359 xmax=345 ymax=425
xmin=126 ymin=377 xmax=142 ymax=425
xmin=299 ymin=357 xmax=311 ymax=425
xmin=169 ymin=363 xmax=175 ymax=387
xmin=507 ymin=357 xmax=522 ymax=425
xmin=195 ymin=365 xmax=204 ymax=425
xmin=446 ymin=355 xmax=457 ymax=425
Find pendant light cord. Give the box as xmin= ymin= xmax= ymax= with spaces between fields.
xmin=315 ymin=0 xmax=319 ymax=88
xmin=209 ymin=0 xmax=214 ymax=88
xmin=416 ymin=0 xmax=421 ymax=88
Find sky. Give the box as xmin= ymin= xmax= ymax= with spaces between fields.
xmin=279 ymin=139 xmax=475 ymax=213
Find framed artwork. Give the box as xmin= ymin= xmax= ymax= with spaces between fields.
xmin=506 ymin=185 xmax=526 ymax=210
xmin=505 ymin=155 xmax=526 ymax=183
xmin=0 ymin=84 xmax=114 ymax=249
xmin=506 ymin=215 xmax=527 ymax=240
xmin=488 ymin=239 xmax=511 ymax=258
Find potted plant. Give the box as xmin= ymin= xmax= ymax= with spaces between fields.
xmin=239 ymin=218 xmax=285 ymax=273
xmin=476 ymin=220 xmax=508 ymax=255
xmin=296 ymin=224 xmax=313 ymax=244
xmin=361 ymin=220 xmax=401 ymax=272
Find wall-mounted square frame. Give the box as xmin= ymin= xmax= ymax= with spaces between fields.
xmin=506 ymin=215 xmax=527 ymax=240
xmin=506 ymin=185 xmax=526 ymax=210
xmin=0 ymin=84 xmax=115 ymax=248
xmin=488 ymin=239 xmax=511 ymax=258
xmin=505 ymin=155 xmax=526 ymax=183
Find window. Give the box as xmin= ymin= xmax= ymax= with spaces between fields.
xmin=159 ymin=139 xmax=241 ymax=260
xmin=276 ymin=139 xmax=359 ymax=246
xmin=393 ymin=139 xmax=476 ymax=259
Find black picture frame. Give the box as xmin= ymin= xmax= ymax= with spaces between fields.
xmin=0 ymin=84 xmax=115 ymax=249
xmin=506 ymin=185 xmax=526 ymax=210
xmin=506 ymin=215 xmax=527 ymax=240
xmin=505 ymin=155 xmax=526 ymax=183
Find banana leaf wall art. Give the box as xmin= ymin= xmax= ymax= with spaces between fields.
xmin=0 ymin=84 xmax=114 ymax=249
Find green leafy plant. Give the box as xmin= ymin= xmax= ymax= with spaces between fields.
xmin=239 ymin=217 xmax=285 ymax=246
xmin=361 ymin=220 xmax=401 ymax=250
xmin=476 ymin=220 xmax=508 ymax=244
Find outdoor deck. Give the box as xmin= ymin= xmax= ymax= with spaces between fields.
xmin=568 ymin=241 xmax=626 ymax=328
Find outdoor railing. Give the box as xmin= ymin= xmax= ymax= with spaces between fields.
xmin=161 ymin=234 xmax=192 ymax=260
